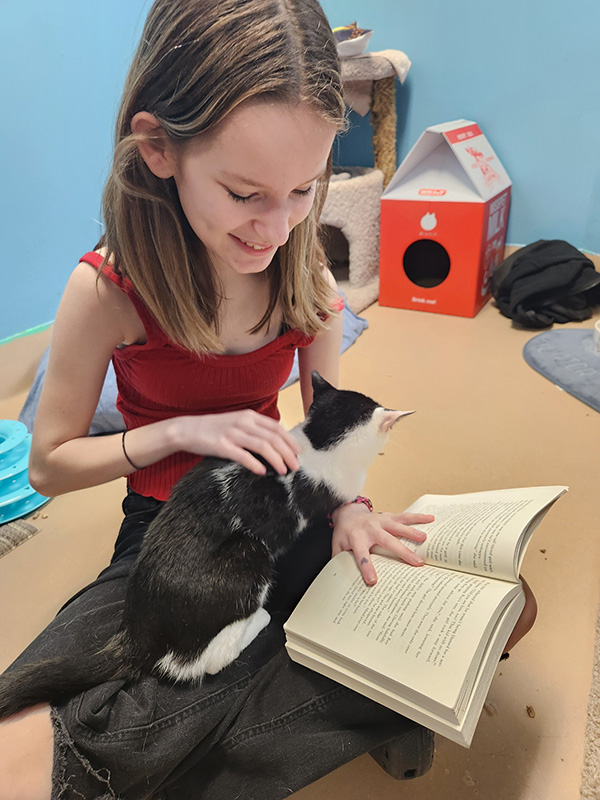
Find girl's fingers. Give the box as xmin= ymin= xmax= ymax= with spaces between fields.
xmin=254 ymin=415 xmax=301 ymax=455
xmin=392 ymin=542 xmax=425 ymax=567
xmin=352 ymin=548 xmax=378 ymax=586
xmin=220 ymin=414 xmax=300 ymax=475
xmin=237 ymin=433 xmax=299 ymax=475
xmin=331 ymin=507 xmax=435 ymax=585
xmin=392 ymin=525 xmax=428 ymax=543
xmin=392 ymin=512 xmax=435 ymax=526
xmin=222 ymin=445 xmax=268 ymax=476
xmin=384 ymin=512 xmax=434 ymax=542
xmin=351 ymin=539 xmax=424 ymax=585
xmin=377 ymin=524 xmax=427 ymax=563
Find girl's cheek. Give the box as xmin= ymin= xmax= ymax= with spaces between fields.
xmin=291 ymin=197 xmax=315 ymax=228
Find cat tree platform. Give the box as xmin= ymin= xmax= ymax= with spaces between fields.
xmin=322 ymin=50 xmax=411 ymax=313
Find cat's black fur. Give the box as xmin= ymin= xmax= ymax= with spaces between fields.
xmin=0 ymin=373 xmax=406 ymax=719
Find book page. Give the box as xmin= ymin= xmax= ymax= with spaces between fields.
xmin=392 ymin=486 xmax=567 ymax=582
xmin=284 ymin=551 xmax=522 ymax=717
xmin=286 ymin=591 xmax=523 ymax=747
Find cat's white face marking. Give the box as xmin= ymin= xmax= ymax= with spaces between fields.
xmin=292 ymin=408 xmax=403 ymax=501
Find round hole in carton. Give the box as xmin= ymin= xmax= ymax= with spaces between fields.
xmin=403 ymin=240 xmax=450 ymax=288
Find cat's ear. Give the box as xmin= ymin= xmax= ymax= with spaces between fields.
xmin=378 ymin=409 xmax=415 ymax=433
xmin=311 ymin=371 xmax=335 ymax=396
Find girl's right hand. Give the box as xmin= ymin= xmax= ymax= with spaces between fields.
xmin=173 ymin=411 xmax=301 ymax=476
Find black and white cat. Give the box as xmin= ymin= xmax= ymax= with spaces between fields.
xmin=0 ymin=373 xmax=411 ymax=719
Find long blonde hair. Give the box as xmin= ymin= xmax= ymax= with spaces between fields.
xmin=98 ymin=0 xmax=346 ymax=353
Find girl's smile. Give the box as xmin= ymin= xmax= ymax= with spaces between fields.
xmin=230 ymin=235 xmax=275 ymax=255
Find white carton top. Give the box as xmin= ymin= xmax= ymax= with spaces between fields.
xmin=383 ymin=120 xmax=511 ymax=203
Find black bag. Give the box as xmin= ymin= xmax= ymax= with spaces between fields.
xmin=490 ymin=239 xmax=600 ymax=328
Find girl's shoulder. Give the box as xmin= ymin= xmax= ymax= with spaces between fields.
xmin=72 ymin=251 xmax=147 ymax=347
xmin=79 ymin=249 xmax=131 ymax=291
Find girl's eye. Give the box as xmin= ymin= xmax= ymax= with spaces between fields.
xmin=227 ymin=189 xmax=253 ymax=203
xmin=294 ymin=186 xmax=314 ymax=198
xmin=227 ymin=185 xmax=315 ymax=203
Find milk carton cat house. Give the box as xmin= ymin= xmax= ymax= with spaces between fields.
xmin=379 ymin=120 xmax=512 ymax=317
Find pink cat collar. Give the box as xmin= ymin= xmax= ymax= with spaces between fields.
xmin=327 ymin=495 xmax=373 ymax=528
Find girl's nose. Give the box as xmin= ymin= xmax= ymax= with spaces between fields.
xmin=253 ymin=205 xmax=291 ymax=247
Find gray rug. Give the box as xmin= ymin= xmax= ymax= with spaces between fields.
xmin=524 ymin=327 xmax=600 ymax=796
xmin=0 ymin=519 xmax=40 ymax=558
xmin=523 ymin=330 xmax=600 ymax=413
xmin=580 ymin=608 xmax=600 ymax=798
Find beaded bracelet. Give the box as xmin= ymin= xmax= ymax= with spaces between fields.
xmin=327 ymin=495 xmax=373 ymax=529
xmin=122 ymin=430 xmax=141 ymax=471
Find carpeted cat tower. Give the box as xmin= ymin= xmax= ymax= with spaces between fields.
xmin=321 ymin=50 xmax=411 ymax=313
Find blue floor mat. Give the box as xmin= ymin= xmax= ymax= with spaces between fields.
xmin=522 ymin=329 xmax=600 ymax=413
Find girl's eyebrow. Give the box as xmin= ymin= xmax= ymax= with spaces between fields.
xmin=221 ymin=168 xmax=326 ymax=189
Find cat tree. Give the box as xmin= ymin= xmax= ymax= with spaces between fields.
xmin=321 ymin=50 xmax=411 ymax=312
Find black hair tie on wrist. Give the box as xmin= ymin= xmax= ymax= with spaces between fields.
xmin=122 ymin=430 xmax=141 ymax=471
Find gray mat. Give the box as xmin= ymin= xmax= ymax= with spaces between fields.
xmin=0 ymin=519 xmax=40 ymax=558
xmin=523 ymin=330 xmax=600 ymax=413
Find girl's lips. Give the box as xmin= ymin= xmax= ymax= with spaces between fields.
xmin=230 ymin=234 xmax=274 ymax=255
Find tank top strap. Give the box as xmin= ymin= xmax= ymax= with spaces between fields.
xmin=78 ymin=252 xmax=167 ymax=347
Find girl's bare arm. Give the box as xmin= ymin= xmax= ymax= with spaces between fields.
xmin=297 ymin=271 xmax=344 ymax=413
xmin=30 ymin=264 xmax=299 ymax=497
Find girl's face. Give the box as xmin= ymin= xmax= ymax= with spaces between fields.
xmin=171 ymin=102 xmax=337 ymax=281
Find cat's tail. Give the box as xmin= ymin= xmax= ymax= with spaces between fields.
xmin=0 ymin=631 xmax=135 ymax=721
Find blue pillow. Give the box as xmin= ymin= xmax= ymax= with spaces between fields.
xmin=282 ymin=295 xmax=368 ymax=388
xmin=19 ymin=347 xmax=126 ymax=436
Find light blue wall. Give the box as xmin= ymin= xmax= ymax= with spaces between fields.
xmin=0 ymin=1 xmax=152 ymax=342
xmin=1 ymin=0 xmax=599 ymax=341
xmin=323 ymin=0 xmax=600 ymax=254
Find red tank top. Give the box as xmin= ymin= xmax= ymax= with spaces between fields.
xmin=80 ymin=252 xmax=316 ymax=500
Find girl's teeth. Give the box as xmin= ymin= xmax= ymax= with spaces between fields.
xmin=242 ymin=240 xmax=269 ymax=250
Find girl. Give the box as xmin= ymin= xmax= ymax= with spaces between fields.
xmin=0 ymin=1 xmax=536 ymax=798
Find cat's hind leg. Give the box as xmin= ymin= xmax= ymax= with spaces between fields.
xmin=155 ymin=606 xmax=271 ymax=682
xmin=153 ymin=529 xmax=274 ymax=682
xmin=200 ymin=606 xmax=271 ymax=675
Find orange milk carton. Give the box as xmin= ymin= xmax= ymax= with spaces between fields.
xmin=379 ymin=120 xmax=512 ymax=317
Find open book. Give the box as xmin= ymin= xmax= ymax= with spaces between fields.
xmin=284 ymin=485 xmax=567 ymax=747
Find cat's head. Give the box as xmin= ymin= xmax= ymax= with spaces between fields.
xmin=302 ymin=372 xmax=413 ymax=455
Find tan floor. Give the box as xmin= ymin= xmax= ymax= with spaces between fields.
xmin=1 ymin=299 xmax=599 ymax=800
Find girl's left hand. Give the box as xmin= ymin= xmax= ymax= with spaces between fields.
xmin=329 ymin=502 xmax=435 ymax=585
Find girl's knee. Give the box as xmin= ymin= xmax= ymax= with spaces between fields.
xmin=520 ymin=577 xmax=538 ymax=634
xmin=0 ymin=704 xmax=53 ymax=800
xmin=505 ymin=576 xmax=537 ymax=653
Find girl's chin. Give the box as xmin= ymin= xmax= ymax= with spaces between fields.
xmin=210 ymin=247 xmax=276 ymax=277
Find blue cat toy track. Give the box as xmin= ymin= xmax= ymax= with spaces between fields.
xmin=0 ymin=420 xmax=50 ymax=524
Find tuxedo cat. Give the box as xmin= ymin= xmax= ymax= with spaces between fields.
xmin=0 ymin=373 xmax=411 ymax=719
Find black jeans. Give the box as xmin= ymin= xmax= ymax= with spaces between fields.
xmin=10 ymin=491 xmax=426 ymax=800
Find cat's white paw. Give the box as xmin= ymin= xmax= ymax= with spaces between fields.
xmin=155 ymin=608 xmax=271 ymax=682
xmin=202 ymin=607 xmax=271 ymax=675
xmin=237 ymin=607 xmax=271 ymax=652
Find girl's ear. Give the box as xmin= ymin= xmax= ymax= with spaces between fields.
xmin=131 ymin=112 xmax=176 ymax=179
